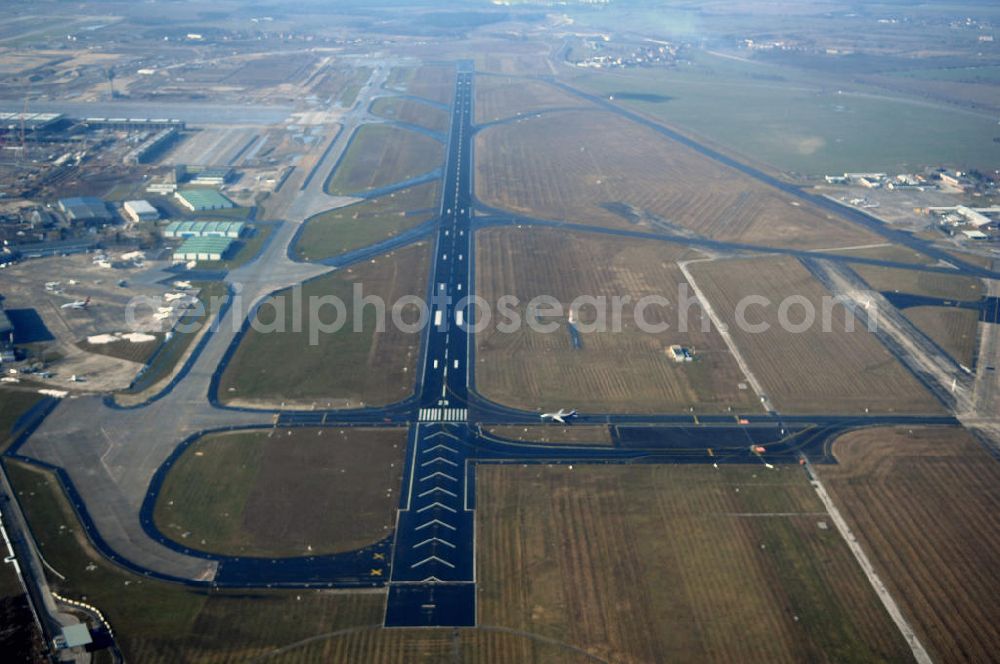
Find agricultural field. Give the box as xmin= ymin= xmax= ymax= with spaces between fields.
xmin=476 ymin=464 xmax=912 ymax=663
xmin=218 ymin=243 xmax=431 ymax=409
xmin=475 ymin=110 xmax=878 ymax=249
xmin=370 ymin=96 xmax=449 ymax=134
xmin=474 ymin=76 xmax=589 ymax=125
xmin=851 ymin=264 xmax=984 ymax=301
xmin=903 ymin=307 xmax=981 ymax=368
xmin=296 ymin=181 xmax=438 ymax=261
xmin=154 ymin=427 xmax=405 ymax=557
xmin=475 ymin=228 xmax=758 ymax=414
xmin=568 ymin=51 xmax=1000 ymax=176
xmin=325 ymin=124 xmax=443 ymax=196
xmin=690 ymin=256 xmax=943 ymax=414
xmin=485 ymin=425 xmax=612 ymax=445
xmin=820 ymin=426 xmax=1000 ymax=663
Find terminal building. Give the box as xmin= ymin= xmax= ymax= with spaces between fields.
xmin=174 ymin=189 xmax=235 ymax=212
xmin=172 ymin=236 xmax=233 ymax=262
xmin=122 ymin=200 xmax=159 ymax=223
xmin=0 ymin=111 xmax=65 ymax=134
xmin=163 ymin=220 xmax=245 ymax=239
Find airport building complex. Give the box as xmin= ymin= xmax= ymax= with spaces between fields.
xmin=163 ymin=221 xmax=245 ymax=238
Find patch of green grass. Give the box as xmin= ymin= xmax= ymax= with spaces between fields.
xmin=219 ymin=245 xmax=429 ymax=408
xmin=889 ymin=65 xmax=1000 ymax=83
xmin=325 ymin=124 xmax=443 ymax=196
xmin=570 ymin=51 xmax=1000 ymax=175
xmin=2 ymin=460 xmax=383 ymax=662
xmin=851 ymin=264 xmax=984 ymax=301
xmin=296 ymin=182 xmax=438 ymax=261
xmin=154 ymin=427 xmax=405 ymax=557
xmin=193 ymin=206 xmax=254 ymax=221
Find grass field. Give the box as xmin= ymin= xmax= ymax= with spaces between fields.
xmin=475 ymin=228 xmax=758 ymax=413
xmin=820 ymin=426 xmax=1000 ymax=663
xmin=851 ymin=264 xmax=984 ymax=301
xmin=154 ymin=427 xmax=405 ymax=557
xmin=476 ymin=463 xmax=912 ymax=663
xmin=0 ymin=388 xmax=45 ymax=453
xmin=325 ymin=124 xmax=443 ymax=196
xmin=568 ymin=50 xmax=1000 ymax=175
xmin=475 ymin=110 xmax=878 ymax=249
xmin=219 ymin=243 xmax=430 ymax=408
xmin=484 ymin=425 xmax=612 ymax=445
xmin=295 ymin=182 xmax=438 ymax=261
xmin=370 ymin=96 xmax=449 ymax=133
xmin=474 ymin=76 xmax=588 ymax=125
xmin=824 ymin=244 xmax=934 ymax=265
xmin=905 ymin=306 xmax=981 ymax=368
xmin=3 ymin=460 xmax=385 ymax=663
xmin=690 ymin=256 xmax=943 ymax=414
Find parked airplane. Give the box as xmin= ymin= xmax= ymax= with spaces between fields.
xmin=60 ymin=297 xmax=91 ymax=310
xmin=541 ymin=408 xmax=577 ymax=424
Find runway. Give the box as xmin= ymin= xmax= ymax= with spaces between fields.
xmin=1 ymin=63 xmax=980 ymax=630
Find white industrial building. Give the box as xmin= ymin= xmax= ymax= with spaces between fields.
xmin=122 ymin=199 xmax=159 ymax=223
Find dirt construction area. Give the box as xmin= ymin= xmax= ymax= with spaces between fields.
xmin=476 ymin=463 xmax=913 ymax=663
xmin=475 ymin=111 xmax=879 ymax=249
xmin=154 ymin=427 xmax=407 ymax=557
xmin=819 ymin=426 xmax=1000 ymax=663
xmin=0 ymin=253 xmax=191 ymax=392
xmin=475 ymin=228 xmax=758 ymax=413
xmin=689 ymin=255 xmax=944 ymax=414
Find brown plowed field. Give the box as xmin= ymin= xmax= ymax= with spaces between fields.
xmin=690 ymin=256 xmax=944 ymax=414
xmin=475 ymin=76 xmax=590 ymax=125
xmin=903 ymin=306 xmax=980 ymax=367
xmin=475 ymin=111 xmax=878 ymax=249
xmin=475 ymin=228 xmax=757 ymax=413
xmin=820 ymin=426 xmax=1000 ymax=663
xmin=476 ymin=464 xmax=913 ymax=663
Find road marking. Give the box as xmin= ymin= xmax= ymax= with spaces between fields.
xmin=420 ymin=471 xmax=457 ymax=483
xmin=411 ymin=555 xmax=455 ymax=570
xmin=415 ymin=519 xmax=456 ymax=531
